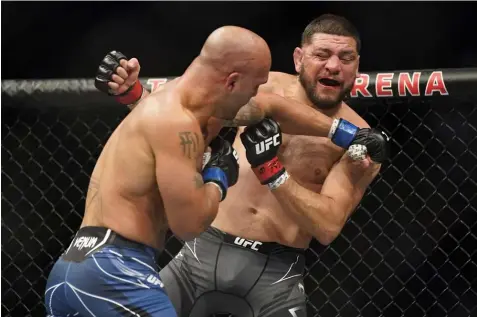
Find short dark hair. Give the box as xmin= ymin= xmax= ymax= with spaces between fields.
xmin=301 ymin=14 xmax=361 ymax=52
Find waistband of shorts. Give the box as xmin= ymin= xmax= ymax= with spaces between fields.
xmin=205 ymin=226 xmax=306 ymax=256
xmin=74 ymin=226 xmax=161 ymax=259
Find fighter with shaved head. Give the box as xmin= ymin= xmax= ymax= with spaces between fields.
xmin=45 ymin=26 xmax=273 ymax=317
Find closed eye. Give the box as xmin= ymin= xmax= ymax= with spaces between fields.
xmin=339 ymin=51 xmax=357 ymax=61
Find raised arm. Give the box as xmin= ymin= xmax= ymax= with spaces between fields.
xmin=272 ymin=156 xmax=380 ymax=245
xmin=94 ymin=52 xmax=373 ymax=156
xmin=94 ymin=51 xmax=151 ymax=111
xmin=223 ymin=92 xmax=334 ymax=138
xmin=94 ymin=53 xmax=347 ymax=140
xmin=240 ymin=118 xmax=389 ymax=245
xmin=143 ymin=112 xmax=222 ymax=241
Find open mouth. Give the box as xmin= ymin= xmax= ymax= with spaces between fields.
xmin=318 ymin=78 xmax=341 ymax=87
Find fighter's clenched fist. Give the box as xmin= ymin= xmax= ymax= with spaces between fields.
xmin=94 ymin=50 xmax=144 ymax=105
xmin=240 ymin=118 xmax=287 ymax=189
xmin=328 ymin=118 xmax=390 ymax=163
xmin=202 ymin=138 xmax=239 ymax=201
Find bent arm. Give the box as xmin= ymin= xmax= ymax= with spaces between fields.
xmin=223 ymin=92 xmax=334 ymax=137
xmin=272 ymin=156 xmax=380 ymax=245
xmin=146 ymin=117 xmax=221 ymax=241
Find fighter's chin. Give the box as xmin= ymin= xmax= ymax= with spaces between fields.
xmin=313 ymin=98 xmax=341 ymax=109
xmin=312 ymin=90 xmax=343 ymax=109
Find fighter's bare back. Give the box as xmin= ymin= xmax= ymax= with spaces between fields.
xmin=212 ymin=71 xmax=370 ymax=248
xmin=82 ymin=80 xmax=205 ymax=250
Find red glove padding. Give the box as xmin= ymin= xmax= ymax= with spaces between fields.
xmin=114 ymin=80 xmax=144 ymax=105
xmin=240 ymin=118 xmax=286 ymax=186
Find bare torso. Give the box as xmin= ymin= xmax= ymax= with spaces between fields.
xmin=81 ymin=80 xmax=204 ymax=250
xmin=82 ymin=72 xmax=367 ymax=250
xmin=212 ymin=72 xmax=368 ymax=248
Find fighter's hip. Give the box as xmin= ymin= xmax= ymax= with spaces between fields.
xmin=160 ymin=226 xmax=307 ymax=316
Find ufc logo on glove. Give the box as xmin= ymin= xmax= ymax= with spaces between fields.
xmin=255 ymin=134 xmax=280 ymax=154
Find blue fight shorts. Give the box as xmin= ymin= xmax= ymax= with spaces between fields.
xmin=45 ymin=226 xmax=177 ymax=317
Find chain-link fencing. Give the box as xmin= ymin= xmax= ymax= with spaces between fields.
xmin=2 ymin=70 xmax=476 ymax=316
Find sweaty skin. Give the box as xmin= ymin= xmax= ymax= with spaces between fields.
xmin=82 ymin=80 xmax=208 ymax=249
xmin=112 ymin=33 xmax=380 ymax=249
xmin=82 ymin=26 xmax=272 ymax=250
xmin=118 ymin=73 xmax=370 ymax=249
xmin=215 ymin=75 xmax=371 ymax=248
xmin=215 ymin=34 xmax=379 ymax=248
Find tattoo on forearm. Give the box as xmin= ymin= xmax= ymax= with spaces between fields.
xmin=193 ymin=173 xmax=204 ymax=188
xmin=178 ymin=131 xmax=200 ymax=159
xmin=223 ymin=98 xmax=264 ymax=127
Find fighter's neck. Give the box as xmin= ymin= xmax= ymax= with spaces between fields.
xmin=177 ymin=67 xmax=217 ymax=129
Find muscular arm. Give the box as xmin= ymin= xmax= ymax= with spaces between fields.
xmin=272 ymin=157 xmax=381 ymax=245
xmin=122 ymin=70 xmax=334 ymax=138
xmin=145 ymin=114 xmax=221 ymax=241
xmin=223 ymin=92 xmax=334 ymax=137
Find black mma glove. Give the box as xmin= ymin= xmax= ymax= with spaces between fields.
xmin=349 ymin=128 xmax=390 ymax=163
xmin=94 ymin=50 xmax=145 ymax=105
xmin=328 ymin=118 xmax=390 ymax=163
xmin=202 ymin=138 xmax=239 ymax=201
xmin=240 ymin=118 xmax=288 ymax=190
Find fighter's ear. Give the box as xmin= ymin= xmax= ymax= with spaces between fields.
xmin=293 ymin=47 xmax=303 ymax=74
xmin=225 ymin=72 xmax=240 ymax=92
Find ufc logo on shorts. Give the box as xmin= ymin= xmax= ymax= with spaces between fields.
xmin=234 ymin=237 xmax=263 ymax=251
xmin=255 ymin=134 xmax=280 ymax=154
xmin=146 ymin=275 xmax=164 ymax=287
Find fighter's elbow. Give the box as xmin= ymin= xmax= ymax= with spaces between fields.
xmin=175 ymin=231 xmax=201 ymax=242
xmin=169 ymin=222 xmax=203 ymax=242
xmin=313 ymin=206 xmax=348 ymax=246
xmin=314 ymin=225 xmax=343 ymax=246
xmin=168 ymin=209 xmax=216 ymax=242
xmin=167 ymin=213 xmax=203 ymax=242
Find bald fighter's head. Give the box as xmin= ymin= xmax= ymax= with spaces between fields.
xmin=192 ymin=26 xmax=271 ymax=120
xmin=200 ymin=26 xmax=271 ymax=74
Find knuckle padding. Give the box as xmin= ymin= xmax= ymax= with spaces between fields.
xmin=102 ymin=56 xmax=120 ymax=71
xmin=95 ymin=51 xmax=129 ymax=94
xmin=109 ymin=50 xmax=127 ymax=61
xmin=98 ymin=66 xmax=113 ymax=80
xmin=97 ymin=65 xmax=113 ymax=78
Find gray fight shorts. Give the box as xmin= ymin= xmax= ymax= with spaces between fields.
xmin=160 ymin=227 xmax=307 ymax=317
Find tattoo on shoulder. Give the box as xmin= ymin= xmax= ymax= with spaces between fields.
xmin=193 ymin=173 xmax=204 ymax=188
xmin=178 ymin=131 xmax=200 ymax=159
xmin=223 ymin=98 xmax=264 ymax=127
